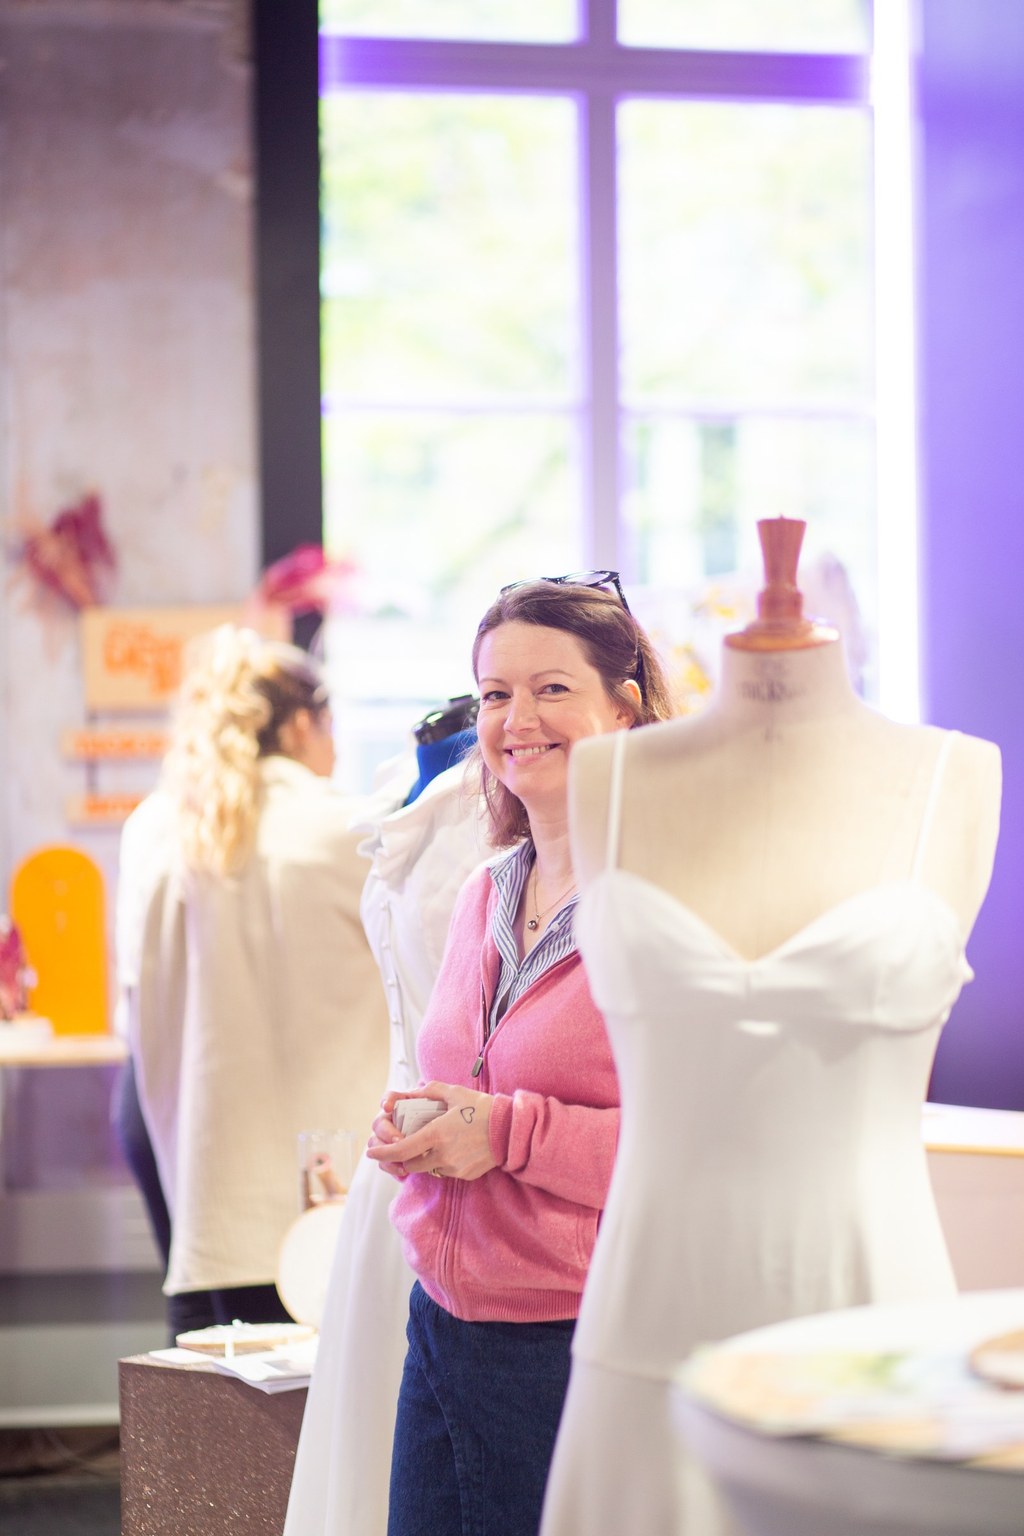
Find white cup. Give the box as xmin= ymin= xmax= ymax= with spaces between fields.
xmin=297 ymin=1129 xmax=359 ymax=1211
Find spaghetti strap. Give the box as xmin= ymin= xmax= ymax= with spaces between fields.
xmin=604 ymin=731 xmax=629 ymax=872
xmin=910 ymin=731 xmax=958 ymax=881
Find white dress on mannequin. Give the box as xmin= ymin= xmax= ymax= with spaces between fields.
xmin=282 ymin=762 xmax=490 ymax=1536
xmin=540 ymin=725 xmax=979 ymax=1536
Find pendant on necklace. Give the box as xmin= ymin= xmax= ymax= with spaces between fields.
xmin=526 ymin=917 xmax=539 ymax=931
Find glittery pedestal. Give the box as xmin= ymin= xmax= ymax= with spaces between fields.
xmin=119 ymin=1354 xmax=308 ymax=1535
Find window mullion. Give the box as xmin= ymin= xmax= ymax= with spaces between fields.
xmin=580 ymin=86 xmax=621 ymax=569
xmin=319 ymin=35 xmax=866 ymax=104
xmin=582 ymin=0 xmax=618 ymax=50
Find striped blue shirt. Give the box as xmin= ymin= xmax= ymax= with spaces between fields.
xmin=487 ymin=841 xmax=578 ymax=1036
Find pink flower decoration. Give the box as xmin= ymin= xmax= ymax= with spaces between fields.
xmin=22 ymin=492 xmax=117 ymax=610
xmin=255 ymin=543 xmax=357 ymax=617
xmin=0 ymin=917 xmax=34 ymax=1021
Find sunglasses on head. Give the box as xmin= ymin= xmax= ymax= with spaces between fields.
xmin=499 ymin=569 xmax=645 ymax=698
xmin=499 ymin=569 xmax=632 ymax=615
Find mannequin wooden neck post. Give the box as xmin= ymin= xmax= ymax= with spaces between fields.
xmin=726 ymin=517 xmax=838 ymax=653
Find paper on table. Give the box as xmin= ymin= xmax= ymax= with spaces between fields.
xmin=207 ymin=1337 xmax=318 ymax=1394
xmin=680 ymin=1346 xmax=1024 ymax=1464
xmin=147 ymin=1338 xmax=318 ymax=1392
xmin=148 ymin=1347 xmax=214 ymax=1365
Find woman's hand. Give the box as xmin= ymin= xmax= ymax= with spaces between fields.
xmin=367 ymin=1092 xmax=417 ymax=1182
xmin=366 ymin=1083 xmax=497 ymax=1183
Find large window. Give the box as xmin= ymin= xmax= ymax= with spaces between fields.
xmin=319 ymin=2 xmax=897 ymax=789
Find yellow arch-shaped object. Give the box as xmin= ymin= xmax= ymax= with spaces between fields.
xmin=10 ymin=845 xmax=108 ymax=1034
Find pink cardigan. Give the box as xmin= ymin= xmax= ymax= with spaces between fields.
xmin=390 ymin=864 xmax=620 ymax=1323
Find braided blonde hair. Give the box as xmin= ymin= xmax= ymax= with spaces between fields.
xmin=162 ymin=625 xmax=328 ymax=876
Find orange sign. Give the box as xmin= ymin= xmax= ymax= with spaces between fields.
xmin=62 ymin=728 xmax=170 ymax=760
xmin=65 ymin=793 xmax=148 ymax=826
xmin=80 ymin=605 xmax=287 ymax=711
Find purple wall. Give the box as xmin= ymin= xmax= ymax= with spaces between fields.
xmin=917 ymin=2 xmax=1024 ymax=1107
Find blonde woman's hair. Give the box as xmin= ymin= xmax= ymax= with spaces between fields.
xmin=162 ymin=625 xmax=328 ymax=876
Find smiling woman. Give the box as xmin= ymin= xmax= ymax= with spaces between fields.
xmin=477 ymin=624 xmax=631 ymax=834
xmin=469 ymin=578 xmax=674 ymax=849
xmin=364 ymin=577 xmax=672 ymax=1536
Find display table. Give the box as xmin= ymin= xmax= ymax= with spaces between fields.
xmin=0 ymin=1026 xmax=133 ymax=1253
xmin=119 ymin=1354 xmax=307 ymax=1535
xmin=0 ymin=1026 xmax=160 ymax=1426
xmin=0 ymin=1026 xmax=126 ymax=1068
xmin=923 ymin=1103 xmax=1024 ymax=1289
xmin=673 ymin=1289 xmax=1024 ymax=1536
xmin=0 ymin=1023 xmax=127 ymax=1171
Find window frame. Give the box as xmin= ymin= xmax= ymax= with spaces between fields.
xmin=318 ymin=20 xmax=870 ymax=568
xmin=257 ymin=2 xmax=922 ymax=744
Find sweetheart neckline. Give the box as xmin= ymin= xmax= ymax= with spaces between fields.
xmin=577 ymin=868 xmax=965 ymax=969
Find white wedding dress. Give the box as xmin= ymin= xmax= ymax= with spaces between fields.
xmin=541 ymin=730 xmax=968 ymax=1536
xmin=283 ymin=764 xmax=489 ymax=1536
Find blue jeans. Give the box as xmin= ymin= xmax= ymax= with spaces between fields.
xmin=388 ymin=1281 xmax=575 ymax=1536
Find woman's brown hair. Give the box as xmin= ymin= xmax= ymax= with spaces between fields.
xmin=468 ymin=580 xmax=674 ymax=847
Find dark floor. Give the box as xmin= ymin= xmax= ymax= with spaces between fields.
xmin=0 ymin=1428 xmax=120 ymax=1536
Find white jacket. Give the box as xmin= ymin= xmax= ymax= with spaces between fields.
xmin=120 ymin=756 xmax=389 ymax=1294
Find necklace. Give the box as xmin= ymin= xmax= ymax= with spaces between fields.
xmin=525 ymin=865 xmax=576 ymax=932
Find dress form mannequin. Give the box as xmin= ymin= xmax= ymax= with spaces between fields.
xmin=540 ymin=518 xmax=1001 ymax=1536
xmin=571 ymin=517 xmax=1000 ymax=951
xmin=404 ymin=694 xmax=479 ymax=805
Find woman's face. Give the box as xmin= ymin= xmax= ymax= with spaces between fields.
xmin=475 ymin=622 xmax=633 ymax=820
xmin=303 ymin=706 xmax=337 ymax=778
xmin=279 ymin=704 xmax=336 ymax=778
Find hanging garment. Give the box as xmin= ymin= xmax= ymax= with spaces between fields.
xmin=283 ymin=763 xmax=491 ymax=1536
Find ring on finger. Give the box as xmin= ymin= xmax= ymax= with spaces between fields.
xmin=430 ymin=1167 xmax=445 ymax=1178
